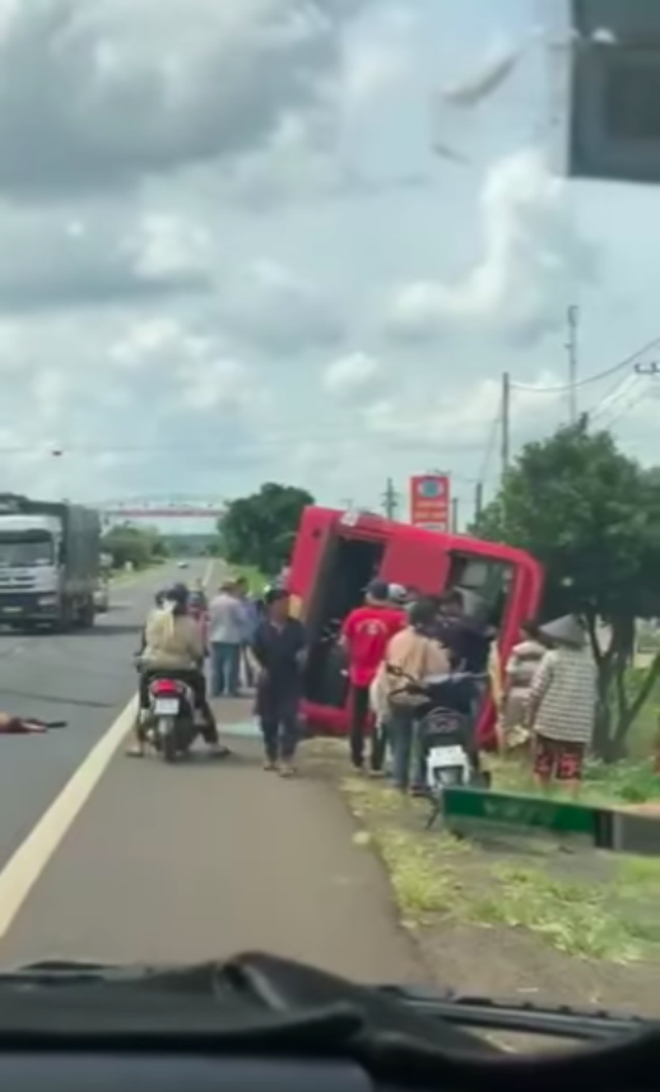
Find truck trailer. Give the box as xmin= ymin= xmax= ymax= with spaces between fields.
xmin=0 ymin=493 xmax=101 ymax=630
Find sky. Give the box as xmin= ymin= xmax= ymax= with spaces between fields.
xmin=2 ymin=0 xmax=660 ymax=533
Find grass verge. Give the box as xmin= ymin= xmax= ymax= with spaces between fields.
xmin=307 ymin=741 xmax=660 ymax=967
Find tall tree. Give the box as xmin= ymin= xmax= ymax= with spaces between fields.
xmin=473 ymin=421 xmax=660 ymax=758
xmin=219 ymin=482 xmax=314 ymax=575
xmin=101 ymin=524 xmax=167 ymax=570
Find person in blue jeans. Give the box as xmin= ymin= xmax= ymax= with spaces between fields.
xmin=384 ymin=597 xmax=450 ymax=793
xmin=235 ymin=576 xmax=259 ymax=688
xmin=208 ymin=579 xmax=244 ymax=697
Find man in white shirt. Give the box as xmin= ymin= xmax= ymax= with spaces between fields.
xmin=208 ymin=579 xmax=244 ymax=697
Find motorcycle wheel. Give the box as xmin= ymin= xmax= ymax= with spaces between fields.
xmin=159 ymin=718 xmax=178 ymax=763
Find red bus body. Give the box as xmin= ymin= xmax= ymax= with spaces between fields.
xmin=287 ymin=506 xmax=544 ymax=747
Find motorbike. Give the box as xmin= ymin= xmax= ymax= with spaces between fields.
xmin=133 ymin=650 xmax=200 ymax=763
xmin=386 ymin=667 xmax=490 ymax=798
xmin=143 ymin=674 xmax=198 ymax=763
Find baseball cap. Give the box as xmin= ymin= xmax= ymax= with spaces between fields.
xmin=366 ymin=578 xmax=389 ymax=601
xmin=388 ymin=583 xmax=407 ymax=604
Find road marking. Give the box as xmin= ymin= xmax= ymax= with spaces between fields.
xmin=0 ymin=696 xmax=138 ymax=939
xmin=202 ymin=559 xmax=215 ymax=588
xmin=0 ymin=559 xmax=216 ymax=938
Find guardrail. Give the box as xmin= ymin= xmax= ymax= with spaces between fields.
xmin=442 ymin=787 xmax=660 ymax=856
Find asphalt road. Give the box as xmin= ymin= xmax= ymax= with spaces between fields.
xmin=0 ymin=561 xmax=424 ymax=985
xmin=0 ymin=560 xmax=200 ymax=870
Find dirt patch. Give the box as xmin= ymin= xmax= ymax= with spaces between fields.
xmin=303 ymin=740 xmax=660 ymax=1021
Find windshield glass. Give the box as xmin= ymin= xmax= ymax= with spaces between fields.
xmin=0 ymin=0 xmax=658 ymax=1057
xmin=0 ymin=539 xmax=54 ymax=567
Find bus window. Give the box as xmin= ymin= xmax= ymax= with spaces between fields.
xmin=448 ymin=555 xmax=515 ymax=629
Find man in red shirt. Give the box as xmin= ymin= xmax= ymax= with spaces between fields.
xmin=339 ymin=580 xmax=405 ymax=773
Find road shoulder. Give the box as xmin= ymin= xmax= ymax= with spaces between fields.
xmin=0 ymin=699 xmax=425 ymax=984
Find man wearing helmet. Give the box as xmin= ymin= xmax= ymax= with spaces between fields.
xmin=128 ymin=583 xmax=228 ymax=758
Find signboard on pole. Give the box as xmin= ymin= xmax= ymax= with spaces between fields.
xmin=409 ymin=474 xmax=450 ymax=531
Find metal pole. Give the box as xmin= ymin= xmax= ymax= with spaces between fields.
xmin=567 ymin=304 xmax=579 ymax=424
xmin=451 ymin=497 xmax=459 ymax=533
xmin=474 ymin=481 xmax=483 ymax=522
xmin=382 ymin=479 xmax=397 ymax=519
xmin=501 ymin=371 xmax=510 ymax=481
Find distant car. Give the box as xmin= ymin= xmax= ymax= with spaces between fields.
xmin=177 ymin=560 xmax=189 ymax=569
xmin=93 ymin=580 xmax=109 ymax=613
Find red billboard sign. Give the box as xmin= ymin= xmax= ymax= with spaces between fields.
xmin=409 ymin=474 xmax=450 ymax=531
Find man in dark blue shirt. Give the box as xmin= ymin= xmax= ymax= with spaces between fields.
xmin=250 ymin=587 xmax=307 ymax=777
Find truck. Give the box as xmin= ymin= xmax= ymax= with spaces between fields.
xmin=286 ymin=506 xmax=544 ymax=748
xmin=0 ymin=493 xmax=101 ymax=630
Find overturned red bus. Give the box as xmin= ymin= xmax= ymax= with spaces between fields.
xmin=286 ymin=506 xmax=544 ymax=748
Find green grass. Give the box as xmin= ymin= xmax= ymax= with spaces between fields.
xmin=336 ymin=766 xmax=660 ymax=966
xmin=230 ymin=564 xmax=269 ymax=593
xmin=488 ymin=752 xmax=660 ymax=807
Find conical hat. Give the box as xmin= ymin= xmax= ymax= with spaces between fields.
xmin=538 ymin=614 xmax=586 ymax=649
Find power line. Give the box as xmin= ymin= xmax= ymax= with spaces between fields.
xmin=586 ymin=373 xmax=640 ymax=423
xmin=566 ymin=304 xmax=579 ymax=423
xmin=477 ymin=410 xmax=500 ymax=488
xmin=510 ymin=335 xmax=660 ymax=394
xmin=600 ymin=381 xmax=655 ymax=430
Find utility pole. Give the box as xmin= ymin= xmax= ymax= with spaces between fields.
xmin=474 ymin=481 xmax=483 ymax=522
xmin=566 ymin=303 xmax=579 ymax=424
xmin=451 ymin=496 xmax=459 ymax=533
xmin=501 ymin=371 xmax=510 ymax=481
xmin=382 ymin=478 xmax=398 ymax=519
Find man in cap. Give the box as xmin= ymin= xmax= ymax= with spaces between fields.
xmin=208 ymin=577 xmax=243 ymax=697
xmin=527 ymin=614 xmax=597 ymax=793
xmin=339 ymin=578 xmax=405 ymax=773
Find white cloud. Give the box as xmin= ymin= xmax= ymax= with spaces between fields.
xmin=0 ymin=0 xmax=367 ymax=198
xmin=323 ymin=351 xmax=381 ymax=397
xmin=0 ymin=1 xmax=655 ymax=516
xmin=0 ymin=203 xmax=211 ymax=312
xmin=387 ymin=148 xmax=597 ymax=345
xmin=219 ymin=257 xmax=344 ymax=353
xmin=342 ymin=39 xmax=410 ymax=104
xmin=128 ymin=214 xmax=212 ymax=279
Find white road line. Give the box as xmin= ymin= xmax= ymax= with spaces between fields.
xmin=0 ymin=558 xmax=218 ymax=938
xmin=0 ymin=696 xmax=138 ymax=939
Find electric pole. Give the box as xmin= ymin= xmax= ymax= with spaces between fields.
xmin=382 ymin=478 xmax=398 ymax=519
xmin=501 ymin=371 xmax=510 ymax=482
xmin=566 ymin=303 xmax=579 ymax=424
xmin=474 ymin=481 xmax=483 ymax=522
xmin=451 ymin=496 xmax=459 ymax=533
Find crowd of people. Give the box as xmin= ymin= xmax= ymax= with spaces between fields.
xmin=129 ymin=571 xmax=599 ymax=794
xmin=340 ymin=583 xmax=598 ymax=796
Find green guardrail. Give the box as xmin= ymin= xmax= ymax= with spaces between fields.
xmin=441 ymin=787 xmax=660 ymax=856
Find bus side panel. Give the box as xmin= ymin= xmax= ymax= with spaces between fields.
xmin=380 ymin=526 xmax=450 ymax=593
xmin=287 ymin=506 xmax=338 ymax=620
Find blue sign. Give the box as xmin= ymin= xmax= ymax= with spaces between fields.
xmin=418 ymin=478 xmax=445 ymax=499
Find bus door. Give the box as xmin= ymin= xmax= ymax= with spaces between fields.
xmin=380 ymin=527 xmax=449 ymax=594
xmin=288 ymin=508 xmax=341 ymax=628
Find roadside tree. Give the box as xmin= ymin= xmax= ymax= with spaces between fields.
xmin=219 ymin=482 xmax=314 ymax=576
xmin=101 ymin=524 xmax=167 ymax=570
xmin=473 ymin=420 xmax=660 ymax=758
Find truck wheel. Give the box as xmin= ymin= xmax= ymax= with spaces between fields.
xmin=57 ymin=603 xmax=73 ymax=633
xmin=80 ymin=599 xmax=95 ymax=629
